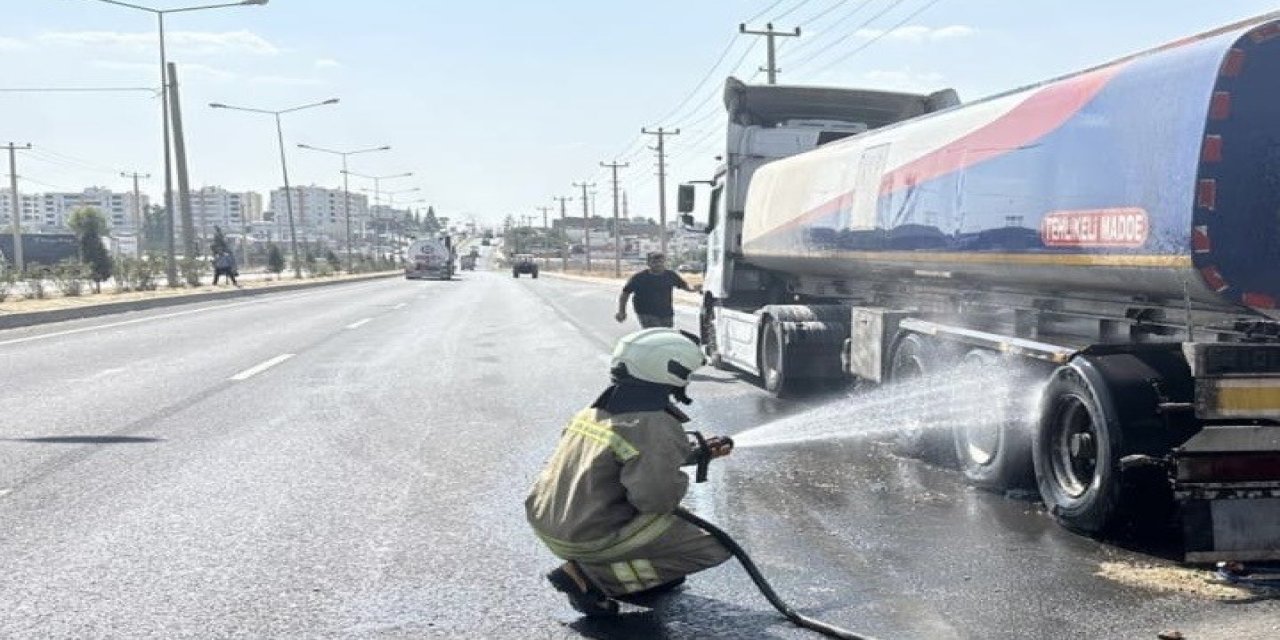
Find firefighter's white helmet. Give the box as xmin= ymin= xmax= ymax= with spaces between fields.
xmin=610 ymin=328 xmax=705 ymax=387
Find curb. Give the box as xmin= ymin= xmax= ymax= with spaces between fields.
xmin=0 ymin=272 xmax=400 ymax=331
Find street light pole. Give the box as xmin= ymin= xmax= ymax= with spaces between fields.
xmin=297 ymin=143 xmax=389 ymax=272
xmin=362 ymin=186 xmax=419 ymax=264
xmin=345 ymin=170 xmax=412 ymax=262
xmin=209 ymin=97 xmax=339 ymax=280
xmin=93 ymin=0 xmax=269 ymax=286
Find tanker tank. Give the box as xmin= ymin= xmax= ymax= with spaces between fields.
xmin=741 ymin=17 xmax=1280 ymax=320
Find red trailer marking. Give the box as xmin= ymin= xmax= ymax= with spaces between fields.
xmin=878 ymin=65 xmax=1124 ymax=196
xmin=1198 ymin=179 xmax=1218 ymax=211
xmin=1250 ymin=22 xmax=1280 ymax=43
xmin=1210 ymin=92 xmax=1232 ymax=120
xmin=1200 ymin=265 xmax=1229 ymax=292
xmin=1192 ymin=226 xmax=1212 ymax=253
xmin=1244 ymin=292 xmax=1278 ymax=309
xmin=1201 ymin=135 xmax=1223 ymax=163
xmin=1220 ymin=48 xmax=1246 ymax=77
xmin=1039 ymin=208 xmax=1150 ymax=248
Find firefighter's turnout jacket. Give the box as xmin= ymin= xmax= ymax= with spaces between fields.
xmin=525 ymin=406 xmax=730 ymax=596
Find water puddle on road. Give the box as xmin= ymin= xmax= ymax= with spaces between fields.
xmin=732 ymin=364 xmax=1043 ymax=450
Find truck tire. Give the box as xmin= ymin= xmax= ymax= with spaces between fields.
xmin=532 ymin=269 xmax=539 ymax=279
xmin=761 ymin=317 xmax=799 ymax=397
xmin=888 ymin=333 xmax=957 ymax=465
xmin=1033 ymin=362 xmax=1124 ymax=534
xmin=512 ymin=271 xmax=519 ymax=278
xmin=952 ymin=349 xmax=1035 ymax=490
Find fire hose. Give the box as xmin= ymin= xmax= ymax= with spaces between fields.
xmin=681 ymin=434 xmax=880 ymax=640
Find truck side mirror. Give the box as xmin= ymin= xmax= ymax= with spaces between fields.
xmin=680 ymin=214 xmax=695 ymax=228
xmin=677 ymin=184 xmax=695 ymax=213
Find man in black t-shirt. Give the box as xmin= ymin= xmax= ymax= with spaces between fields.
xmin=615 ymin=252 xmax=694 ymax=328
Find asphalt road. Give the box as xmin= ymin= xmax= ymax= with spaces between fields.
xmin=1 ymin=259 xmax=1277 ymax=639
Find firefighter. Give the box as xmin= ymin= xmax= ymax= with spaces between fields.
xmin=526 ymin=328 xmax=734 ymax=616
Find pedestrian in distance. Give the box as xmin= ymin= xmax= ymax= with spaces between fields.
xmin=526 ymin=328 xmax=734 ymax=616
xmin=212 ymin=250 xmax=239 ymax=287
xmin=615 ymin=252 xmax=695 ymax=329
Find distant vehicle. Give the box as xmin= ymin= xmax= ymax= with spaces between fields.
xmin=481 ymin=238 xmax=491 ymax=246
xmin=511 ymin=253 xmax=539 ymax=278
xmin=405 ymin=236 xmax=455 ymax=280
xmin=460 ymin=254 xmax=477 ymax=271
xmin=676 ymin=262 xmax=703 ymax=274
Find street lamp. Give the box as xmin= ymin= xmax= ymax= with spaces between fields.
xmin=344 ymin=171 xmax=412 ymax=258
xmin=361 ymin=187 xmax=420 ymax=264
xmin=93 ymin=0 xmax=268 ymax=286
xmin=297 ymin=143 xmax=390 ymax=272
xmin=210 ymin=98 xmax=339 ymax=279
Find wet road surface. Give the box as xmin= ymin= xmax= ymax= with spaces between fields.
xmin=1 ymin=261 xmax=1277 ymax=639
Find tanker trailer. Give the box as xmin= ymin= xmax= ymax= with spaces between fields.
xmin=405 ymin=235 xmax=455 ymax=280
xmin=692 ymin=13 xmax=1280 ymax=561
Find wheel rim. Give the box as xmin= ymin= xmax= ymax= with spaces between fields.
xmin=962 ymin=420 xmax=999 ymax=466
xmin=763 ymin=325 xmax=781 ymax=389
xmin=1050 ymin=394 xmax=1098 ymax=498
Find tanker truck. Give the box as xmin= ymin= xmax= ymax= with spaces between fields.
xmin=405 ymin=235 xmax=455 ymax=280
xmin=686 ymin=13 xmax=1280 ymax=562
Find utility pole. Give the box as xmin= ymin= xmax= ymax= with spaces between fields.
xmin=167 ymin=63 xmax=197 ymax=279
xmin=537 ymin=206 xmax=552 ymax=230
xmin=5 ymin=143 xmax=31 ymax=273
xmin=121 ymin=171 xmax=150 ymax=257
xmin=555 ymin=196 xmax=571 ymax=272
xmin=600 ymin=160 xmax=629 ymax=277
xmin=641 ymin=127 xmax=680 ymax=255
xmin=739 ymin=22 xmax=801 ymax=85
xmin=573 ymin=182 xmax=595 ymax=272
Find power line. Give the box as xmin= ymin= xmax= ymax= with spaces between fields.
xmin=770 ymin=0 xmax=817 ymax=22
xmin=808 ymin=0 xmax=947 ymax=76
xmin=744 ymin=0 xmax=791 ymax=23
xmin=784 ymin=0 xmax=879 ymax=59
xmin=799 ymin=0 xmax=850 ymax=26
xmin=652 ymin=34 xmax=741 ymax=125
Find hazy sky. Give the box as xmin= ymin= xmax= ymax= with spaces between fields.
xmin=3 ymin=1 xmax=1277 ymax=225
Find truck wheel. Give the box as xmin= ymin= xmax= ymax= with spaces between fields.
xmin=888 ymin=333 xmax=957 ymax=465
xmin=952 ymin=350 xmax=1035 ymax=490
xmin=532 ymin=270 xmax=539 ymax=279
xmin=1033 ymin=364 xmax=1123 ymax=534
xmin=761 ymin=318 xmax=798 ymax=397
xmin=512 ymin=271 xmax=519 ymax=278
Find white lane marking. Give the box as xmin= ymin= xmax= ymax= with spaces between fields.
xmin=229 ymin=353 xmax=295 ymax=381
xmin=0 ymin=281 xmax=388 ymax=348
xmin=0 ymin=489 xmax=11 ymax=498
xmin=393 ymin=303 xmax=407 ymax=310
xmin=346 ymin=318 xmax=373 ymax=330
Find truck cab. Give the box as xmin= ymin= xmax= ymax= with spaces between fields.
xmin=690 ymin=77 xmax=958 ymax=370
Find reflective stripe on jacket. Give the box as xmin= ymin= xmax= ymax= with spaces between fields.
xmin=526 ymin=407 xmax=692 ymax=563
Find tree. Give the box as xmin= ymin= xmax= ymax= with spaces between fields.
xmin=324 ymin=249 xmax=341 ymax=271
xmin=266 ymin=243 xmax=285 ymax=275
xmin=423 ymin=206 xmax=440 ymax=234
xmin=68 ymin=207 xmax=112 ymax=293
xmin=210 ymin=226 xmax=229 ymax=255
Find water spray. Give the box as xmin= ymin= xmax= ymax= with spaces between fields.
xmin=680 ymin=434 xmax=881 ymax=640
